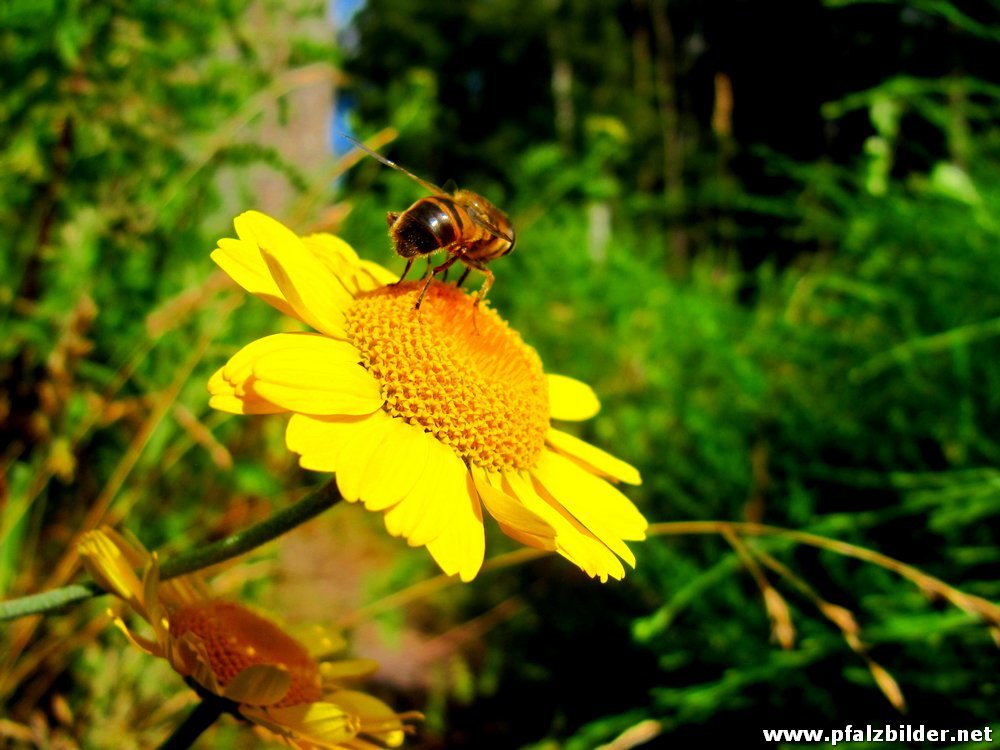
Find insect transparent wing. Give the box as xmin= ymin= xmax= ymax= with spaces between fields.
xmin=344 ymin=135 xmax=448 ymax=196
xmin=462 ymin=199 xmax=515 ymax=244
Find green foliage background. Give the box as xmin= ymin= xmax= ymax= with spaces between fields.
xmin=2 ymin=0 xmax=999 ymax=748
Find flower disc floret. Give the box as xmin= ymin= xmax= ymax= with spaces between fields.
xmin=345 ymin=281 xmax=549 ymax=472
xmin=169 ymin=601 xmax=322 ymax=707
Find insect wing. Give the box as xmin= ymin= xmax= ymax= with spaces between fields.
xmin=344 ymin=135 xmax=448 ymax=196
xmin=461 ymin=196 xmax=515 ymax=244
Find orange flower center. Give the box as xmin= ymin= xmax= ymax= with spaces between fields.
xmin=344 ymin=281 xmax=549 ymax=471
xmin=168 ymin=601 xmax=322 ymax=707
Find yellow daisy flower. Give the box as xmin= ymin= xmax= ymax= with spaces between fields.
xmin=209 ymin=211 xmax=647 ymax=582
xmin=78 ymin=527 xmax=417 ymax=749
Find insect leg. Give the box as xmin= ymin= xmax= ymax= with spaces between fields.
xmin=455 ymin=266 xmax=472 ymax=288
xmin=474 ymin=267 xmax=494 ymax=307
xmin=455 ymin=257 xmax=494 ymax=307
xmin=392 ymin=257 xmax=415 ymax=286
xmin=431 ymin=254 xmax=464 ymax=276
xmin=415 ymin=254 xmax=462 ymax=309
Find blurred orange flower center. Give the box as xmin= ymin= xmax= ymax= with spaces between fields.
xmin=345 ymin=280 xmax=549 ymax=471
xmin=168 ymin=601 xmax=322 ymax=707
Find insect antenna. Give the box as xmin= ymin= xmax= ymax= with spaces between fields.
xmin=343 ymin=134 xmax=447 ymax=196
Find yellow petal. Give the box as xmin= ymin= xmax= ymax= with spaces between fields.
xmin=251 ymin=339 xmax=383 ymax=416
xmin=503 ymin=470 xmax=625 ymax=582
xmin=207 ymin=389 xmax=286 ymax=415
xmin=301 ymin=234 xmax=362 ymax=296
xmin=383 ymin=436 xmax=473 ymax=548
xmin=358 ymin=259 xmax=399 ymax=287
xmin=536 ymin=451 xmax=647 ymax=540
xmin=345 ymin=737 xmax=391 ymax=750
xmin=242 ymin=702 xmax=356 ymax=745
xmin=349 ymin=417 xmax=429 ymax=511
xmin=470 ymin=467 xmax=556 ymax=549
xmin=77 ymin=530 xmax=145 ymax=613
xmin=102 ymin=527 xmax=150 ymax=568
xmin=111 ymin=615 xmax=162 ymax=656
xmin=286 ymin=412 xmax=388 ymax=476
xmin=320 ymin=658 xmax=380 ymax=682
xmin=547 ymin=374 xmax=600 ymax=421
xmin=226 ymin=334 xmax=360 ymax=381
xmin=293 ymin=624 xmax=348 ymax=659
xmin=422 ymin=465 xmax=486 ymax=582
xmin=212 ymin=237 xmax=301 ymax=321
xmin=210 ymin=334 xmax=344 ymax=415
xmin=546 ymin=428 xmax=641 ymax=485
xmin=381 ymin=467 xmax=436 ymax=543
xmin=141 ymin=553 xmax=166 ymax=639
xmin=170 ymin=632 xmax=219 ymax=693
xmin=330 ymin=689 xmax=407 ymax=746
xmin=530 ymin=451 xmax=646 ymax=568
xmin=236 ymin=211 xmax=353 ymax=338
xmin=302 ymin=232 xmax=362 ymax=266
xmin=158 ymin=570 xmax=211 ymax=611
xmin=302 ymin=234 xmax=391 ymax=296
xmin=380 ymin=438 xmax=485 ymax=579
xmin=222 ymin=664 xmax=292 ymax=707
xmin=333 ymin=411 xmax=400 ymax=501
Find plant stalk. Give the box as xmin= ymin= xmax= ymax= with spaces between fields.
xmin=0 ymin=482 xmax=341 ymax=622
xmin=157 ymin=694 xmax=231 ymax=750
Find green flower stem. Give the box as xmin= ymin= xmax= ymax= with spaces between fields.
xmin=0 ymin=482 xmax=341 ymax=623
xmin=157 ymin=694 xmax=232 ymax=750
xmin=0 ymin=582 xmax=106 ymax=622
xmin=158 ymin=482 xmax=340 ymax=578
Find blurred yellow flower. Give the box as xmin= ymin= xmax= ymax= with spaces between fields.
xmin=209 ymin=211 xmax=647 ymax=582
xmin=78 ymin=528 xmax=417 ymax=749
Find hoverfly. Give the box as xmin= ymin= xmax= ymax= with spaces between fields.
xmin=346 ymin=135 xmax=515 ymax=309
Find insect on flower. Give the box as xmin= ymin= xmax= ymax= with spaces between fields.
xmin=346 ymin=135 xmax=515 ymax=309
xmin=210 ymin=211 xmax=648 ymax=582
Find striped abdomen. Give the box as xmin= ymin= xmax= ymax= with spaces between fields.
xmin=388 ymin=192 xmax=514 ymax=262
xmin=389 ymin=196 xmax=469 ymax=258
